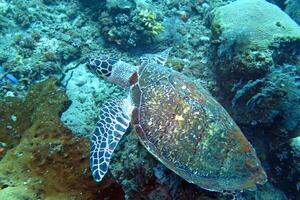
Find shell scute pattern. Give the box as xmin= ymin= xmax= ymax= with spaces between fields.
xmin=132 ymin=63 xmax=267 ymax=191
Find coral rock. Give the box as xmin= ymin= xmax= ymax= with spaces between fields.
xmin=212 ymin=0 xmax=300 ymax=80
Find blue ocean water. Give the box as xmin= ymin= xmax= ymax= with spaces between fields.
xmin=0 ymin=0 xmax=299 ymax=199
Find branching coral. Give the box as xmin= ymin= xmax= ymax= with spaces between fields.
xmin=100 ymin=7 xmax=164 ymax=48
xmin=133 ymin=9 xmax=163 ymax=36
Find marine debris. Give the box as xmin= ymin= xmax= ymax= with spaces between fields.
xmin=0 ymin=66 xmax=18 ymax=84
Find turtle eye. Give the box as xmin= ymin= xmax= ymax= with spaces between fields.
xmin=88 ymin=56 xmax=117 ymax=78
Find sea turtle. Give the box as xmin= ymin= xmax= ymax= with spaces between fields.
xmin=87 ymin=48 xmax=267 ymax=192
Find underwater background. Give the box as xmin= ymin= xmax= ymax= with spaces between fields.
xmin=0 ymin=0 xmax=299 ymax=199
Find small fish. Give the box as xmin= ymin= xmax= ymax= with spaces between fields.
xmin=0 ymin=66 xmax=18 ymax=84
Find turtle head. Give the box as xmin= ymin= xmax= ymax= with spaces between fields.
xmin=87 ymin=55 xmax=138 ymax=88
xmin=87 ymin=55 xmax=117 ymax=79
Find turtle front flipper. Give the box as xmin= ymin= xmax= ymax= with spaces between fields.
xmin=90 ymin=98 xmax=132 ymax=182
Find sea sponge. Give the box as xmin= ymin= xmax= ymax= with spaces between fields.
xmin=0 ymin=78 xmax=123 ymax=199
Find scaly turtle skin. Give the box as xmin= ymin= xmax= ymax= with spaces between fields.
xmin=87 ymin=49 xmax=267 ymax=192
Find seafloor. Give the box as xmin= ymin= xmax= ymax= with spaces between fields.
xmin=0 ymin=0 xmax=299 ymax=199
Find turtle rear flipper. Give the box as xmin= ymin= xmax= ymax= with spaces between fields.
xmin=90 ymin=98 xmax=132 ymax=182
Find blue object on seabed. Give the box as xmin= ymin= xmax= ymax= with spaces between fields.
xmin=0 ymin=66 xmax=18 ymax=84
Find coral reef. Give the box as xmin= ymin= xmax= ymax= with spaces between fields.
xmin=100 ymin=6 xmax=164 ymax=49
xmin=133 ymin=9 xmax=164 ymax=37
xmin=106 ymin=0 xmax=135 ymax=10
xmin=285 ymin=0 xmax=300 ymax=25
xmin=60 ymin=63 xmax=125 ymax=137
xmin=290 ymin=136 xmax=300 ymax=157
xmin=0 ymin=0 xmax=105 ymax=97
xmin=0 ymin=0 xmax=214 ymax=96
xmin=212 ymin=0 xmax=300 ymax=82
xmin=211 ymin=0 xmax=300 ymax=125
xmin=0 ymin=78 xmax=123 ymax=199
xmin=269 ymin=0 xmax=300 ymax=25
xmin=0 ymin=0 xmax=299 ymax=199
xmin=245 ymin=183 xmax=288 ymax=200
xmin=231 ymin=65 xmax=300 ymax=129
xmin=210 ymin=0 xmax=300 ymax=199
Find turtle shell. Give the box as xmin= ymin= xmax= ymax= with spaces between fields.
xmin=130 ymin=63 xmax=267 ymax=192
